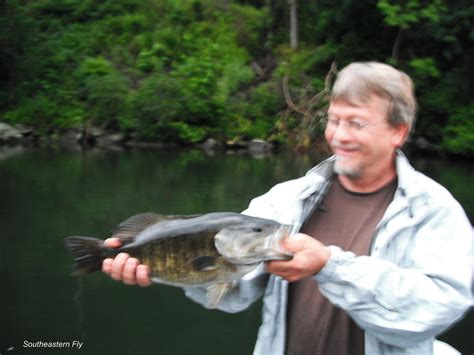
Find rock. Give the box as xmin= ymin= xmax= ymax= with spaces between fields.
xmin=87 ymin=126 xmax=106 ymax=138
xmin=125 ymin=140 xmax=167 ymax=148
xmin=96 ymin=133 xmax=125 ymax=148
xmin=201 ymin=138 xmax=223 ymax=152
xmin=14 ymin=124 xmax=34 ymax=136
xmin=0 ymin=122 xmax=23 ymax=145
xmin=60 ymin=129 xmax=83 ymax=147
xmin=225 ymin=140 xmax=248 ymax=150
xmin=248 ymin=139 xmax=273 ymax=155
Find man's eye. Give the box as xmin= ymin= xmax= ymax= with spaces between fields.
xmin=348 ymin=121 xmax=367 ymax=130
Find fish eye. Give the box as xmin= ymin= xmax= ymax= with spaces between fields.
xmin=252 ymin=227 xmax=263 ymax=233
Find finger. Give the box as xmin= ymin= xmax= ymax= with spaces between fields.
xmin=122 ymin=258 xmax=139 ymax=285
xmin=102 ymin=258 xmax=113 ymax=274
xmin=104 ymin=237 xmax=122 ymax=249
xmin=265 ymin=260 xmax=290 ymax=275
xmin=136 ymin=265 xmax=152 ymax=287
xmin=281 ymin=233 xmax=307 ymax=253
xmin=265 ymin=260 xmax=301 ymax=283
xmin=110 ymin=253 xmax=129 ymax=281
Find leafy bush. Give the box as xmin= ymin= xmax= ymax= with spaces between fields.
xmin=224 ymin=81 xmax=283 ymax=141
xmin=3 ymin=94 xmax=58 ymax=128
xmin=129 ymin=74 xmax=181 ymax=138
xmin=442 ymin=105 xmax=474 ymax=155
xmin=409 ymin=57 xmax=440 ymax=79
xmin=168 ymin=121 xmax=208 ymax=143
xmin=75 ymin=57 xmax=130 ymax=128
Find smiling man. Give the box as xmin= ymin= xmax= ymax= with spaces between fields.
xmin=102 ymin=62 xmax=472 ymax=355
xmin=326 ymin=65 xmax=412 ymax=191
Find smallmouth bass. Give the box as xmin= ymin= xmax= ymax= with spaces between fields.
xmin=64 ymin=212 xmax=292 ymax=307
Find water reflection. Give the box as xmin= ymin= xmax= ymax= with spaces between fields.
xmin=0 ymin=147 xmax=472 ymax=354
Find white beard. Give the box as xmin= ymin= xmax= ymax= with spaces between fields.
xmin=334 ymin=155 xmax=363 ymax=178
xmin=331 ymin=139 xmax=363 ymax=178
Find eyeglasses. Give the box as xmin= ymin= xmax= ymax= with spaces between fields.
xmin=323 ymin=117 xmax=387 ymax=132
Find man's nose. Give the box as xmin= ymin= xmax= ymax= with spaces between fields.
xmin=332 ymin=122 xmax=353 ymax=141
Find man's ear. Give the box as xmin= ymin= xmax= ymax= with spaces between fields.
xmin=392 ymin=123 xmax=409 ymax=148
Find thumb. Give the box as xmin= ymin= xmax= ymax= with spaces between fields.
xmin=280 ymin=233 xmax=309 ymax=253
xmin=104 ymin=237 xmax=122 ymax=248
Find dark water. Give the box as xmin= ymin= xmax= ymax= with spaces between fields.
xmin=0 ymin=147 xmax=472 ymax=355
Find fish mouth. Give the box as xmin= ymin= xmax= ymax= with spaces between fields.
xmin=264 ymin=224 xmax=290 ymax=251
xmin=233 ymin=252 xmax=293 ymax=265
xmin=227 ymin=251 xmax=293 ymax=265
xmin=217 ymin=224 xmax=294 ymax=265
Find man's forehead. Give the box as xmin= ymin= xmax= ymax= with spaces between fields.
xmin=328 ymin=95 xmax=391 ymax=117
xmin=330 ymin=93 xmax=390 ymax=109
xmin=328 ymin=98 xmax=369 ymax=113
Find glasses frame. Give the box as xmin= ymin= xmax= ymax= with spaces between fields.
xmin=322 ymin=117 xmax=389 ymax=132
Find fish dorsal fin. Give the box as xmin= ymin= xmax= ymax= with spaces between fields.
xmin=111 ymin=213 xmax=167 ymax=244
xmin=206 ymin=283 xmax=234 ymax=309
xmin=111 ymin=212 xmax=203 ymax=244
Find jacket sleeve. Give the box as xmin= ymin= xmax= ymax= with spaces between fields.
xmin=315 ymin=201 xmax=473 ymax=347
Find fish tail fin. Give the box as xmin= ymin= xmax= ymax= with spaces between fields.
xmin=64 ymin=236 xmax=106 ymax=276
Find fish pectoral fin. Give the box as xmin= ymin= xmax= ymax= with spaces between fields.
xmin=206 ymin=283 xmax=233 ymax=309
xmin=192 ymin=256 xmax=219 ymax=272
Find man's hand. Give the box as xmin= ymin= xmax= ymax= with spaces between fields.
xmin=265 ymin=233 xmax=331 ymax=282
xmin=102 ymin=238 xmax=152 ymax=287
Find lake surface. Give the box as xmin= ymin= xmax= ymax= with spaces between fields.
xmin=1 ymin=147 xmax=472 ymax=355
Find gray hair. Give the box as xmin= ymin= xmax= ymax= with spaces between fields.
xmin=331 ymin=61 xmax=417 ymax=132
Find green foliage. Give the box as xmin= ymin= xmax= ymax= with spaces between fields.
xmin=408 ymin=57 xmax=440 ymax=79
xmin=168 ymin=121 xmax=208 ymax=143
xmin=3 ymin=94 xmax=85 ymax=132
xmin=377 ymin=0 xmax=446 ymax=29
xmin=170 ymin=31 xmax=224 ymax=124
xmin=225 ymin=82 xmax=284 ymax=141
xmin=2 ymin=0 xmax=473 ymax=155
xmin=275 ymin=45 xmax=337 ymax=79
xmin=249 ymin=83 xmax=284 ymax=119
xmin=76 ymin=57 xmax=116 ymax=78
xmin=227 ymin=3 xmax=272 ymax=57
xmin=226 ymin=115 xmax=272 ymax=141
xmin=442 ymin=105 xmax=474 ymax=155
xmin=75 ymin=57 xmax=130 ymax=128
xmin=216 ymin=61 xmax=254 ymax=100
xmin=129 ymin=74 xmax=181 ymax=139
xmin=4 ymin=94 xmax=58 ymax=128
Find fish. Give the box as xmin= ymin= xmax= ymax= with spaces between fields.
xmin=64 ymin=212 xmax=292 ymax=308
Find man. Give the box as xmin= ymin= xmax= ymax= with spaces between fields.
xmin=102 ymin=62 xmax=473 ymax=355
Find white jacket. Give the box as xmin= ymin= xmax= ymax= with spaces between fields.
xmin=186 ymin=153 xmax=473 ymax=355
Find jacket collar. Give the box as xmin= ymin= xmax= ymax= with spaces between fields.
xmin=394 ymin=150 xmax=418 ymax=199
xmin=301 ymin=150 xmax=418 ymax=200
xmin=296 ymin=156 xmax=336 ymax=201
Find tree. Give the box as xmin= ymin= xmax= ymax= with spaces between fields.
xmin=377 ymin=0 xmax=446 ymax=62
xmin=288 ymin=0 xmax=298 ymax=49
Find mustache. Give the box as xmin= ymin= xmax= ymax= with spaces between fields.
xmin=330 ymin=139 xmax=361 ymax=151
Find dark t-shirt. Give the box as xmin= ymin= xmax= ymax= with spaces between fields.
xmin=286 ymin=177 xmax=397 ymax=355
